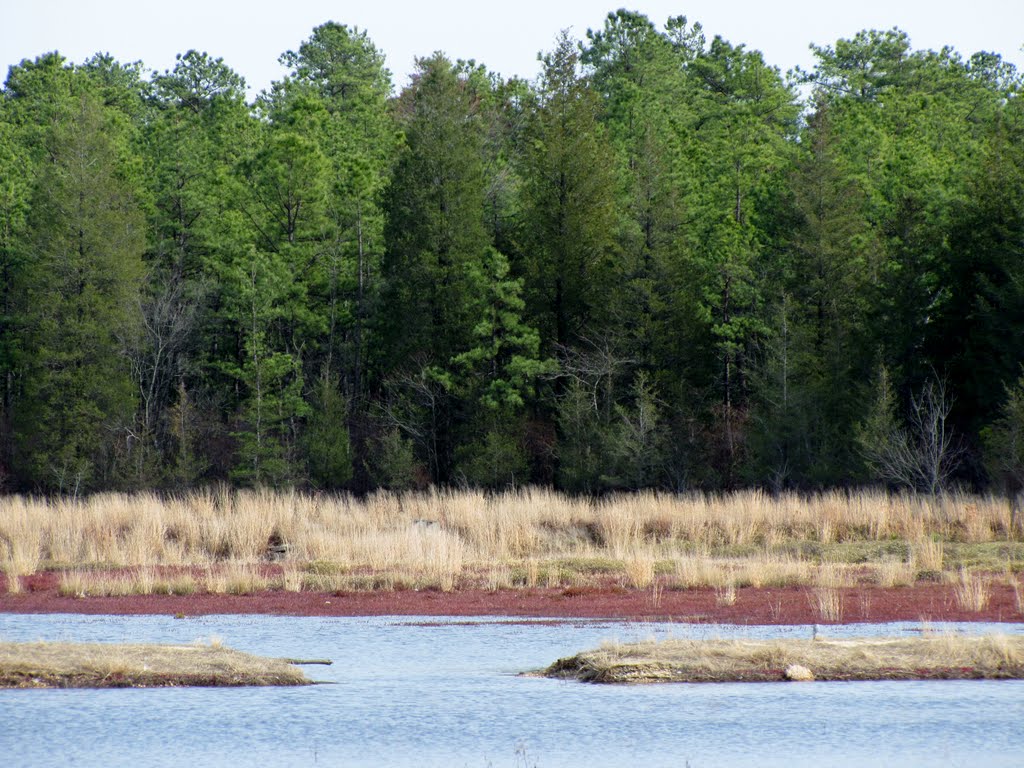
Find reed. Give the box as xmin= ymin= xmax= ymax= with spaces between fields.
xmin=0 ymin=496 xmax=42 ymax=584
xmin=953 ymin=569 xmax=991 ymax=612
xmin=913 ymin=536 xmax=945 ymax=572
xmin=60 ymin=568 xmax=199 ymax=597
xmin=205 ymin=563 xmax=269 ymax=595
xmin=811 ymin=563 xmax=847 ymax=622
xmin=622 ymin=548 xmax=656 ymax=589
xmin=875 ymin=556 xmax=917 ymax=588
xmin=812 ymin=587 xmax=842 ymax=622
xmin=715 ymin=582 xmax=737 ymax=607
xmin=0 ymin=488 xmax=1018 ymax=596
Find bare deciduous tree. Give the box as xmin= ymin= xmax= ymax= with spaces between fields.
xmin=858 ymin=369 xmax=962 ymax=495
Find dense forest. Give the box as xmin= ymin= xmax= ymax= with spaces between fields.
xmin=1 ymin=11 xmax=1023 ymax=495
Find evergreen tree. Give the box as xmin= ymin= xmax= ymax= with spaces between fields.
xmin=143 ymin=50 xmax=254 ymax=484
xmin=581 ymin=11 xmax=686 ymax=384
xmin=219 ymin=246 xmax=311 ymax=485
xmin=275 ymin=23 xmax=396 ymax=389
xmin=684 ymin=35 xmax=798 ymax=486
xmin=0 ymin=22 xmax=1020 ymax=495
xmin=519 ymin=32 xmax=620 ymax=353
xmin=272 ymin=24 xmax=396 ymax=487
xmin=377 ymin=53 xmax=492 ymax=482
xmin=0 ymin=111 xmax=32 ymax=486
xmin=451 ymin=248 xmax=552 ymax=486
xmin=935 ymin=102 xmax=1024 ymax=454
xmin=14 ymin=89 xmax=145 ymax=491
xmin=750 ymin=100 xmax=876 ymax=486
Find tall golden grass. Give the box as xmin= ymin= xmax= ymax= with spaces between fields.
xmin=0 ymin=488 xmax=1020 ymax=595
xmin=952 ymin=568 xmax=992 ymax=612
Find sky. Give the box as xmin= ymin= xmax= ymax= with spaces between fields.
xmin=2 ymin=0 xmax=1023 ymax=98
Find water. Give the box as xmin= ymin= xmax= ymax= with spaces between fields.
xmin=1 ymin=614 xmax=1022 ymax=767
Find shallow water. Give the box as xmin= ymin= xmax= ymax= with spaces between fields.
xmin=1 ymin=614 xmax=1022 ymax=767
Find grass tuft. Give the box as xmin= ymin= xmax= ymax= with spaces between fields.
xmin=953 ymin=569 xmax=991 ymax=612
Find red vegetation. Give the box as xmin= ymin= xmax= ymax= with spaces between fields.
xmin=2 ymin=571 xmax=1022 ymax=623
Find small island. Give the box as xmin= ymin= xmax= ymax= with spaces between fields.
xmin=540 ymin=634 xmax=1024 ymax=684
xmin=0 ymin=641 xmax=316 ymax=688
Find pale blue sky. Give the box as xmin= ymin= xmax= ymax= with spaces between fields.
xmin=3 ymin=0 xmax=1022 ymax=98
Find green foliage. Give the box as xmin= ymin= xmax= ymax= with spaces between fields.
xmin=167 ymin=379 xmax=210 ymax=487
xmin=748 ymin=101 xmax=876 ymax=487
xmin=455 ymin=421 xmax=530 ymax=489
xmin=380 ymin=53 xmax=490 ymax=370
xmin=368 ymin=428 xmax=419 ymax=490
xmin=555 ymin=379 xmax=615 ymax=493
xmin=220 ymin=247 xmax=311 ymax=486
xmin=856 ymin=365 xmax=905 ymax=485
xmin=982 ymin=371 xmax=1024 ymax=494
xmin=519 ymin=32 xmax=620 ymax=350
xmin=0 ymin=115 xmax=32 ymax=475
xmin=13 ymin=88 xmax=145 ymax=492
xmin=2 ymin=19 xmax=1022 ymax=494
xmin=304 ymin=373 xmax=353 ymax=489
xmin=452 ymin=248 xmax=554 ymax=412
xmin=605 ymin=372 xmax=668 ymax=490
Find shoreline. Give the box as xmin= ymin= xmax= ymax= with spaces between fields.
xmin=2 ymin=573 xmax=1023 ymax=623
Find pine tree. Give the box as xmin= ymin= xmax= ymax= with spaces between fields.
xmin=0 ymin=112 xmax=32 ymax=486
xmin=377 ymin=54 xmax=492 ymax=481
xmin=749 ymin=100 xmax=876 ymax=486
xmin=14 ymin=89 xmax=145 ymax=491
xmin=143 ymin=50 xmax=254 ymax=484
xmin=684 ymin=35 xmax=798 ymax=486
xmin=519 ymin=32 xmax=620 ymax=352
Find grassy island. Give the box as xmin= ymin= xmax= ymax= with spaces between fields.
xmin=542 ymin=634 xmax=1024 ymax=684
xmin=0 ymin=640 xmax=314 ymax=688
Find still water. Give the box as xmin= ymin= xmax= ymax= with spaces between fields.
xmin=1 ymin=613 xmax=1022 ymax=767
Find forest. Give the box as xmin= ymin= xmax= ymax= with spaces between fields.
xmin=0 ymin=10 xmax=1022 ymax=496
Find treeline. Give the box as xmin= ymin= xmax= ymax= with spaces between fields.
xmin=1 ymin=11 xmax=1023 ymax=495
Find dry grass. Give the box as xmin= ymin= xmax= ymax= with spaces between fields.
xmin=543 ymin=633 xmax=1024 ymax=683
xmin=813 ymin=588 xmax=844 ymax=622
xmin=59 ymin=568 xmax=199 ymax=598
xmin=875 ymin=556 xmax=917 ymax=588
xmin=914 ymin=537 xmax=945 ymax=572
xmin=811 ymin=563 xmax=848 ymax=622
xmin=0 ymin=640 xmax=311 ymax=687
xmin=715 ymin=582 xmax=737 ymax=607
xmin=622 ymin=549 xmax=656 ymax=589
xmin=953 ymin=569 xmax=992 ymax=612
xmin=1 ymin=488 xmax=1020 ymax=596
